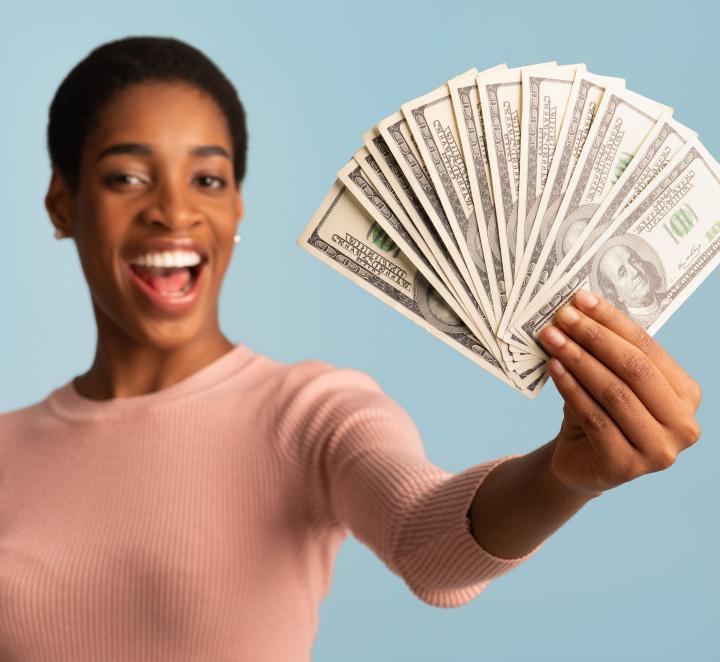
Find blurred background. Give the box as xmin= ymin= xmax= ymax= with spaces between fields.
xmin=1 ymin=0 xmax=717 ymax=659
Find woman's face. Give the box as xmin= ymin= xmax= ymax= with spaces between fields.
xmin=46 ymin=80 xmax=243 ymax=350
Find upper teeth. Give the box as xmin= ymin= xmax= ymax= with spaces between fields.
xmin=129 ymin=251 xmax=203 ymax=268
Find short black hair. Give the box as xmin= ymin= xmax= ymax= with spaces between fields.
xmin=47 ymin=35 xmax=247 ymax=194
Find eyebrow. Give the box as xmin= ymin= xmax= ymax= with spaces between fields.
xmin=96 ymin=143 xmax=231 ymax=161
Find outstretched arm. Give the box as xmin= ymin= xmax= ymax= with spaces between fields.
xmin=469 ymin=290 xmax=702 ymax=560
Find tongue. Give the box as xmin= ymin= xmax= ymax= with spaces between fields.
xmin=136 ymin=266 xmax=192 ymax=293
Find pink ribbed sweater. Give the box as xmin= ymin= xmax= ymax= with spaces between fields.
xmin=0 ymin=342 xmax=543 ymax=660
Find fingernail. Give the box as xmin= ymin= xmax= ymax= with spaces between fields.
xmin=542 ymin=326 xmax=567 ymax=348
xmin=575 ymin=290 xmax=599 ymax=309
xmin=557 ymin=306 xmax=580 ymax=324
xmin=548 ymin=358 xmax=566 ymax=376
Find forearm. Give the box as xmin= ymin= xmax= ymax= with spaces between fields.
xmin=468 ymin=440 xmax=601 ymax=559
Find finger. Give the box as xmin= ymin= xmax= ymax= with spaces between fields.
xmin=547 ymin=358 xmax=642 ymax=474
xmin=573 ymin=290 xmax=701 ymax=407
xmin=540 ymin=325 xmax=665 ymax=456
xmin=552 ymin=304 xmax=686 ymax=426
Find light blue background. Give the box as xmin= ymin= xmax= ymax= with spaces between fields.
xmin=1 ymin=1 xmax=718 ymax=659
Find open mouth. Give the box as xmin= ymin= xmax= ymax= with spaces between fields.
xmin=128 ymin=260 xmax=206 ymax=298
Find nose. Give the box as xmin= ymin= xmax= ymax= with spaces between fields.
xmin=140 ymin=177 xmax=203 ymax=232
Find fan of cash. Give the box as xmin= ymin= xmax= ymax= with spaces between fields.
xmin=297 ymin=62 xmax=720 ymax=398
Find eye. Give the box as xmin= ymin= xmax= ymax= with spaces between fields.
xmin=104 ymin=173 xmax=144 ymax=186
xmin=196 ymin=175 xmax=227 ymax=189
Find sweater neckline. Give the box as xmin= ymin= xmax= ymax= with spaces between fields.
xmin=46 ymin=342 xmax=254 ymax=421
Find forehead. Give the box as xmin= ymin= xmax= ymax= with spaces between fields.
xmin=88 ymin=81 xmax=232 ymax=150
xmin=600 ymin=245 xmax=632 ymax=269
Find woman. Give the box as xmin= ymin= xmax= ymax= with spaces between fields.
xmin=0 ymin=36 xmax=701 ymax=660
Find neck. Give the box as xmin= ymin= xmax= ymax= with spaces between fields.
xmin=73 ymin=322 xmax=236 ymax=402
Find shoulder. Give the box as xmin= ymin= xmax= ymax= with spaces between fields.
xmin=270 ymin=357 xmax=414 ymax=440
xmin=273 ymin=357 xmax=383 ymax=397
xmin=0 ymin=397 xmax=55 ymax=425
xmin=270 ymin=357 xmax=396 ymax=419
xmin=237 ymin=348 xmax=413 ymax=433
xmin=0 ymin=399 xmax=57 ymax=457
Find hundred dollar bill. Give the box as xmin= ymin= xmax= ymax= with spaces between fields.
xmin=359 ymin=128 xmax=546 ymax=384
xmin=362 ymin=125 xmax=502 ymax=359
xmin=499 ymin=70 xmax=625 ymax=350
xmin=517 ymin=86 xmax=672 ymax=318
xmin=516 ymin=138 xmax=720 ymax=350
xmin=401 ymin=75 xmax=498 ymax=329
xmin=447 ymin=66 xmax=506 ymax=319
xmin=338 ymin=154 xmax=493 ymax=351
xmin=343 ymin=151 xmax=546 ymax=384
xmin=374 ymin=110 xmax=528 ymax=378
xmin=362 ymin=128 xmax=463 ymax=304
xmin=297 ymin=179 xmax=544 ymax=397
xmin=477 ymin=62 xmax=556 ymax=295
xmin=376 ymin=112 xmax=474 ymax=295
xmin=528 ymin=116 xmax=696 ymax=308
xmin=445 ymin=67 xmax=543 ymax=375
xmin=351 ymin=144 xmax=461 ymax=305
xmin=515 ymin=63 xmax=581 ymax=278
xmin=508 ymin=356 xmax=546 ymax=374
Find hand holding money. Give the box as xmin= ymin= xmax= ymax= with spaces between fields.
xmin=541 ymin=290 xmax=701 ymax=496
xmin=298 ymin=61 xmax=719 ymax=398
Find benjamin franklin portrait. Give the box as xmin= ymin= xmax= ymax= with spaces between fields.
xmin=553 ymin=203 xmax=600 ymax=262
xmin=589 ymin=234 xmax=668 ymax=328
xmin=414 ymin=272 xmax=465 ymax=333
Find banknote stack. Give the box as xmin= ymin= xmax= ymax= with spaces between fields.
xmin=297 ymin=62 xmax=720 ymax=398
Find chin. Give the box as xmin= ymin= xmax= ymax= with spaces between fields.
xmin=129 ymin=317 xmax=205 ymax=349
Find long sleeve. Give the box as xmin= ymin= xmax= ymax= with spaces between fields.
xmin=3 ymin=343 xmax=546 ymax=660
xmin=273 ymin=361 xmax=545 ymax=608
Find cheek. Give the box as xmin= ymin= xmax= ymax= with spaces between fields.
xmin=207 ymin=250 xmax=233 ymax=282
xmin=621 ymin=275 xmax=634 ymax=293
xmin=77 ymin=193 xmax=125 ymax=241
xmin=75 ymin=220 xmax=128 ymax=288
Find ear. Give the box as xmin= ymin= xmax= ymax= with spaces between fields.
xmin=45 ymin=167 xmax=75 ymax=237
xmin=233 ymin=188 xmax=244 ymax=225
